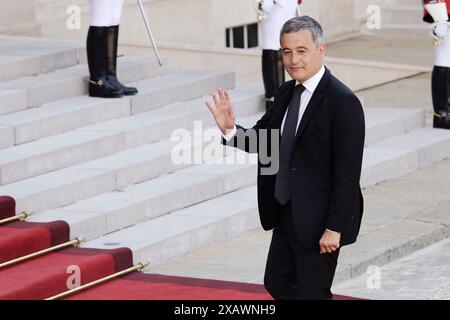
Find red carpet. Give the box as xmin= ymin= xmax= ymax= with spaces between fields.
xmin=0 ymin=196 xmax=15 ymax=219
xmin=66 ymin=273 xmax=358 ymax=300
xmin=0 ymin=220 xmax=69 ymax=263
xmin=0 ymin=196 xmax=360 ymax=300
xmin=0 ymin=246 xmax=132 ymax=300
xmin=67 ymin=273 xmax=273 ymax=300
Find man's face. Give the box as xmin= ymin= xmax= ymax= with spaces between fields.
xmin=280 ymin=29 xmax=325 ymax=83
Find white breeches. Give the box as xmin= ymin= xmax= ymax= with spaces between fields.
xmin=261 ymin=0 xmax=298 ymax=50
xmin=88 ymin=0 xmax=124 ymax=27
xmin=435 ymin=24 xmax=450 ymax=67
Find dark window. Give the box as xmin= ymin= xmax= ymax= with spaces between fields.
xmin=232 ymin=26 xmax=244 ymax=49
xmin=247 ymin=23 xmax=258 ymax=48
xmin=226 ymin=23 xmax=259 ymax=49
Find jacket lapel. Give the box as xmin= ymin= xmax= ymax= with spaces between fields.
xmin=294 ymin=67 xmax=330 ymax=143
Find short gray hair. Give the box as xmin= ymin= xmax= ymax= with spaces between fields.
xmin=280 ymin=16 xmax=325 ymax=47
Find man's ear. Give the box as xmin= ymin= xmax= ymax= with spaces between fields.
xmin=319 ymin=43 xmax=326 ymax=56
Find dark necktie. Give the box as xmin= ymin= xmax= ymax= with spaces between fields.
xmin=274 ymin=84 xmax=306 ymax=205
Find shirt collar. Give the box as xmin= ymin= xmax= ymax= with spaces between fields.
xmin=295 ymin=65 xmax=325 ymax=93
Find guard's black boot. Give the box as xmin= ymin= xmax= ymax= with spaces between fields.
xmin=433 ymin=107 xmax=450 ymax=129
xmin=87 ymin=26 xmax=124 ymax=98
xmin=106 ymin=25 xmax=138 ymax=96
xmin=432 ymin=66 xmax=450 ymax=129
xmin=262 ymin=49 xmax=285 ymax=111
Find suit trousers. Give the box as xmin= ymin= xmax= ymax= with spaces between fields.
xmin=263 ymin=201 xmax=340 ymax=300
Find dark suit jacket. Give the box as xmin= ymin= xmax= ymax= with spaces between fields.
xmin=223 ymin=67 xmax=365 ymax=249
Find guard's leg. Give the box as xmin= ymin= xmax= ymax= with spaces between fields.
xmin=432 ymin=17 xmax=450 ymax=129
xmin=87 ymin=0 xmax=123 ymax=98
xmin=432 ymin=66 xmax=450 ymax=129
xmin=110 ymin=0 xmax=125 ymax=26
xmin=105 ymin=25 xmax=139 ymax=96
xmin=88 ymin=0 xmax=113 ymax=27
xmin=262 ymin=49 xmax=285 ymax=111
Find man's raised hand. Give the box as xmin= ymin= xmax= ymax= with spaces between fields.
xmin=205 ymin=89 xmax=236 ymax=135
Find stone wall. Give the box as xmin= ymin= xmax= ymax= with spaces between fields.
xmin=0 ymin=0 xmax=365 ymax=45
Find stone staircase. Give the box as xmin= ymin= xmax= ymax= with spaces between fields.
xmin=1 ymin=36 xmax=449 ymax=269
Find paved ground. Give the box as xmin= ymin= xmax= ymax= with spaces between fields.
xmin=327 ymin=30 xmax=435 ymax=115
xmin=333 ymin=238 xmax=450 ymax=300
xmin=326 ymin=30 xmax=433 ymax=68
xmin=328 ymin=30 xmax=434 ymax=115
xmin=146 ymin=227 xmax=271 ymax=284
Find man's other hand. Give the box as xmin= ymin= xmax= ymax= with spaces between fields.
xmin=319 ymin=230 xmax=341 ymax=254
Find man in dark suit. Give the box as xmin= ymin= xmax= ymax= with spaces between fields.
xmin=205 ymin=16 xmax=365 ymax=300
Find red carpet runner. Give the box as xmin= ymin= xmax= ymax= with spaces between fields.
xmin=0 ymin=196 xmax=358 ymax=300
xmin=0 ymin=196 xmax=15 ymax=220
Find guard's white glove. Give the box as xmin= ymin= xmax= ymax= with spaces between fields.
xmin=433 ymin=21 xmax=448 ymax=40
xmin=260 ymin=0 xmax=275 ymax=14
xmin=260 ymin=0 xmax=285 ymax=14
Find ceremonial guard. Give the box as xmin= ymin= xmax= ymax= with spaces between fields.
xmin=86 ymin=0 xmax=138 ymax=98
xmin=424 ymin=0 xmax=450 ymax=129
xmin=256 ymin=0 xmax=299 ymax=110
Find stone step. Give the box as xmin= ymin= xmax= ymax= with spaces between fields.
xmin=28 ymin=122 xmax=450 ymax=265
xmin=0 ymin=36 xmax=85 ymax=83
xmin=0 ymin=87 xmax=264 ymax=212
xmin=8 ymin=102 xmax=418 ymax=221
xmin=82 ymin=186 xmax=260 ymax=267
xmin=0 ymin=89 xmax=28 ymax=119
xmin=333 ymin=204 xmax=450 ymax=284
xmin=373 ymin=23 xmax=428 ymax=31
xmin=230 ymin=106 xmax=425 ymax=147
xmin=0 ymin=89 xmax=421 ymax=187
xmin=30 ymin=153 xmax=259 ymax=241
xmin=0 ymin=72 xmax=239 ymax=186
xmin=362 ymin=107 xmax=425 ymax=146
xmin=384 ymin=0 xmax=421 ymax=5
xmin=0 ymin=56 xmax=166 ymax=115
xmin=361 ymin=124 xmax=450 ymax=187
xmin=0 ymin=69 xmax=235 ymax=147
